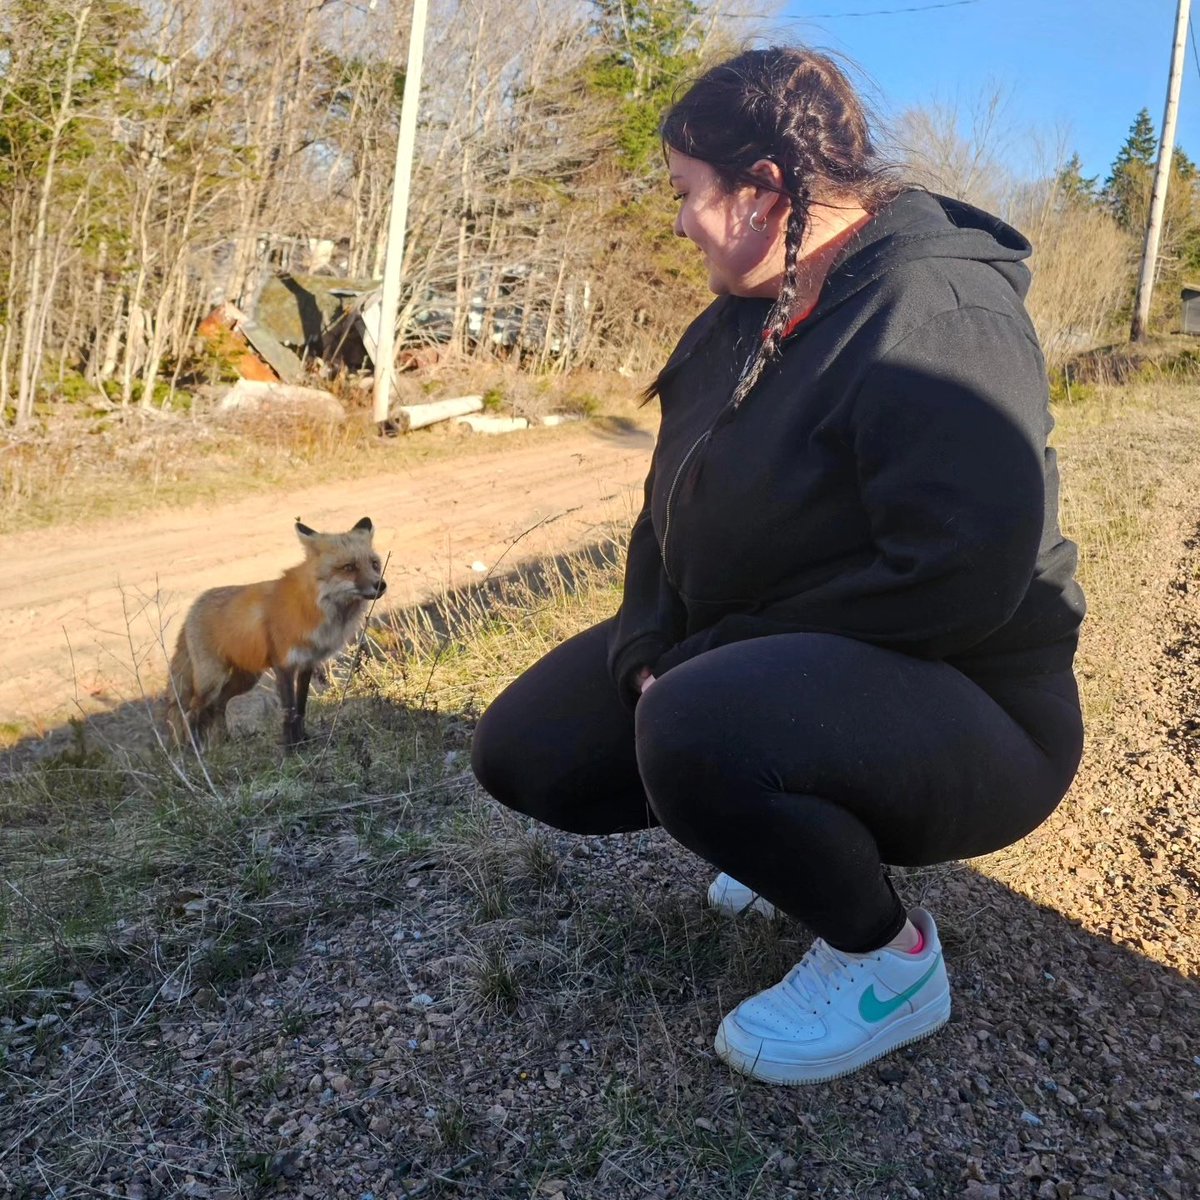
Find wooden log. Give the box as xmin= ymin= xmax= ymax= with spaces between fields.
xmin=453 ymin=414 xmax=530 ymax=434
xmin=393 ymin=394 xmax=483 ymax=431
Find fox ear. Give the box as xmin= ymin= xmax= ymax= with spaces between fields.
xmin=295 ymin=519 xmax=318 ymax=540
xmin=352 ymin=516 xmax=373 ymax=533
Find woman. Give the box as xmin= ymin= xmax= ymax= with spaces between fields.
xmin=471 ymin=47 xmax=1085 ymax=1085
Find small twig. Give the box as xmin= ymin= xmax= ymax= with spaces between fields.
xmin=127 ymin=579 xmax=221 ymax=800
xmin=481 ymin=503 xmax=584 ymax=586
xmin=63 ymin=623 xmax=81 ymax=711
xmin=413 ymin=505 xmax=585 ymax=711
xmin=398 ymin=1150 xmax=483 ymax=1198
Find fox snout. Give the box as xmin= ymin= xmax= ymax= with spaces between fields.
xmin=364 ymin=578 xmax=388 ymax=599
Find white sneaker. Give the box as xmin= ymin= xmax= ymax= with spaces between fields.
xmin=707 ymin=872 xmax=778 ymax=919
xmin=714 ymin=907 xmax=951 ymax=1085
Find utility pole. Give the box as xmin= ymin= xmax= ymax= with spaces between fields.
xmin=1131 ymin=0 xmax=1192 ymax=342
xmin=372 ymin=0 xmax=430 ymax=425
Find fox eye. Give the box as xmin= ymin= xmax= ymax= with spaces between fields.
xmin=371 ymin=557 xmax=381 ymax=571
xmin=340 ymin=562 xmax=355 ymax=573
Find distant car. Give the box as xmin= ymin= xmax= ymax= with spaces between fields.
xmin=408 ymin=288 xmax=562 ymax=355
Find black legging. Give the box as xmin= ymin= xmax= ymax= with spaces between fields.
xmin=471 ymin=620 xmax=1084 ymax=953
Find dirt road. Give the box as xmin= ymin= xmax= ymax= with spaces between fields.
xmin=0 ymin=422 xmax=654 ymax=733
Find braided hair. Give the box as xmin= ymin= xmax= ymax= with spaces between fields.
xmin=650 ymin=48 xmax=903 ymax=407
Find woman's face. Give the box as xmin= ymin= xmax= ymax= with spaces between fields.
xmin=668 ymin=149 xmax=783 ymax=298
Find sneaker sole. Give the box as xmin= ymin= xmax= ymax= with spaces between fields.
xmin=714 ymin=993 xmax=952 ymax=1085
xmin=710 ymin=895 xmax=778 ymax=919
xmin=706 ymin=884 xmax=778 ymax=919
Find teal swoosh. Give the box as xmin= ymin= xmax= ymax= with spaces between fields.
xmin=858 ymin=956 xmax=942 ymax=1023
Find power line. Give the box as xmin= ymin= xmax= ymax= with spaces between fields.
xmin=795 ymin=0 xmax=981 ymax=17
xmin=1190 ymin=15 xmax=1200 ymax=84
xmin=731 ymin=0 xmax=981 ymax=19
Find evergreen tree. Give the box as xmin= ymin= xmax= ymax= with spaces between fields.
xmin=1103 ymin=109 xmax=1158 ymax=229
xmin=1101 ymin=109 xmax=1199 ymax=248
xmin=1055 ymin=153 xmax=1098 ymax=208
xmin=584 ymin=0 xmax=707 ymax=174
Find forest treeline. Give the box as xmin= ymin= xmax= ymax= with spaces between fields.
xmin=0 ymin=0 xmax=1194 ymax=426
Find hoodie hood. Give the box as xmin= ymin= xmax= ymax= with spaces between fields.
xmin=810 ymin=190 xmax=1033 ymax=326
xmin=650 ymin=190 xmax=1034 ymax=400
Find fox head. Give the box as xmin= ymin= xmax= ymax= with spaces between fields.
xmin=295 ymin=516 xmax=388 ymax=607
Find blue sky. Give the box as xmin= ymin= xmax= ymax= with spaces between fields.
xmin=771 ymin=0 xmax=1197 ymax=183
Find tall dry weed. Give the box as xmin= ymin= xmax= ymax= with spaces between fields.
xmin=1022 ymin=205 xmax=1136 ymax=368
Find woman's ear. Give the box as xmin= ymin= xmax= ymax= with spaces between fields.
xmin=744 ymin=158 xmax=787 ymax=218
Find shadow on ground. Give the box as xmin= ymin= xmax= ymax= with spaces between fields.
xmin=2 ymin=533 xmax=1197 ymax=1199
xmin=2 ymin=810 xmax=1196 ymax=1198
xmin=0 ymin=539 xmax=623 ymax=778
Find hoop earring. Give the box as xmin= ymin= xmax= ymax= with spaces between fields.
xmin=749 ymin=212 xmax=767 ymax=233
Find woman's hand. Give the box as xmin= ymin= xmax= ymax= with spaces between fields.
xmin=635 ymin=667 xmax=657 ymax=695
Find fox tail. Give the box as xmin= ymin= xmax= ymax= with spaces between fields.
xmin=166 ymin=632 xmax=194 ymax=743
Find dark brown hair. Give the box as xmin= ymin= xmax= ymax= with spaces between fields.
xmin=650 ymin=47 xmax=902 ymax=406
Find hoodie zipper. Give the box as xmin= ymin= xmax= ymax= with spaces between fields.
xmin=660 ymin=428 xmax=711 ymax=586
xmin=660 ymin=342 xmax=762 ymax=584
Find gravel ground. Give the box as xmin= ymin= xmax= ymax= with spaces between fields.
xmin=3 ymin=410 xmax=1198 ymax=1199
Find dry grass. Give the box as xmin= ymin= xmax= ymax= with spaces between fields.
xmin=1020 ymin=203 xmax=1135 ymax=369
xmin=2 ymin=381 xmax=1198 ymax=1198
xmin=0 ymin=366 xmax=651 ymax=536
xmin=1052 ymin=380 xmax=1200 ymax=724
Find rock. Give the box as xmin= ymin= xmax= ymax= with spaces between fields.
xmin=217 ymin=379 xmax=345 ymax=423
xmin=223 ymin=685 xmax=280 ymax=738
xmin=960 ymin=1184 xmax=1001 ymax=1200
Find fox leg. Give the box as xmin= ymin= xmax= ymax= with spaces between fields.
xmin=191 ymin=700 xmax=220 ymax=746
xmin=294 ymin=667 xmax=314 ymax=742
xmin=185 ymin=663 xmax=256 ymax=749
xmin=169 ymin=641 xmax=224 ymax=749
xmin=275 ymin=666 xmax=301 ymax=751
xmin=214 ymin=669 xmax=260 ymax=739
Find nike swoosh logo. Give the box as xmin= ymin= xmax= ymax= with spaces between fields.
xmin=858 ymin=956 xmax=942 ymax=1023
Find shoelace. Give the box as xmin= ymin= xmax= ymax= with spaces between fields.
xmin=782 ymin=939 xmax=866 ymax=1009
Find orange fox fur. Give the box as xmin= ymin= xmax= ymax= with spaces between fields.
xmin=167 ymin=516 xmax=387 ymax=750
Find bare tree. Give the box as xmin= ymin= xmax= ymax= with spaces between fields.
xmin=0 ymin=0 xmax=812 ymax=422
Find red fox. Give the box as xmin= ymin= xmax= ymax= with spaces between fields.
xmin=167 ymin=516 xmax=387 ymax=751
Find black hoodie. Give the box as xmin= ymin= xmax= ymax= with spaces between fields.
xmin=606 ymin=190 xmax=1086 ymax=706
